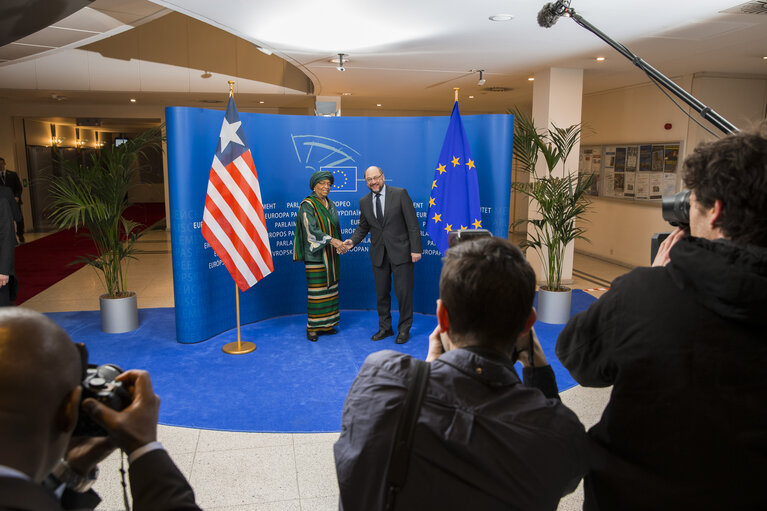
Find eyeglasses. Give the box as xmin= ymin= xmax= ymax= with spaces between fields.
xmin=365 ymin=174 xmax=383 ymax=183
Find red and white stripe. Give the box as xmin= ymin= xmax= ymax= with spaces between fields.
xmin=202 ymin=150 xmax=273 ymax=291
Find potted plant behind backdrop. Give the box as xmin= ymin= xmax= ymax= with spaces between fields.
xmin=48 ymin=127 xmax=163 ymax=333
xmin=511 ymin=109 xmax=594 ymax=324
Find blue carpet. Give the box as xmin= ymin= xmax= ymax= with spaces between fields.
xmin=46 ymin=290 xmax=596 ymax=433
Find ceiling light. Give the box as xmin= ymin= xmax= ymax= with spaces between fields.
xmin=342 ymin=92 xmax=352 ymax=96
xmin=477 ymin=70 xmax=486 ymax=86
xmin=376 ymin=103 xmax=382 ymax=107
xmin=129 ymin=98 xmax=137 ymax=103
xmin=332 ymin=53 xmax=348 ymax=71
xmin=469 ymin=95 xmax=475 ymax=99
xmin=528 ymin=77 xmax=535 ymax=81
xmin=595 ymin=56 xmax=606 ymax=61
xmin=763 ymin=56 xmax=767 ymax=60
xmin=201 ymin=71 xmax=212 ymax=79
xmin=259 ymin=101 xmax=265 ymax=104
xmin=489 ymin=14 xmax=513 ymax=21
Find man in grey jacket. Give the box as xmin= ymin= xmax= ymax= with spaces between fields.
xmin=334 ymin=236 xmax=590 ymax=511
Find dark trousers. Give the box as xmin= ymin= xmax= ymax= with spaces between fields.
xmin=372 ymin=248 xmax=414 ymax=334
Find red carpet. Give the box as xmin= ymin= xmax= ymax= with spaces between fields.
xmin=14 ymin=203 xmax=166 ymax=304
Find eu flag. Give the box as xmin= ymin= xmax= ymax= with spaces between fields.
xmin=426 ymin=101 xmax=481 ymax=254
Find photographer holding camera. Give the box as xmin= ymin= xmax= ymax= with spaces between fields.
xmin=334 ymin=237 xmax=589 ymax=511
xmin=556 ymin=123 xmax=767 ymax=510
xmin=0 ymin=308 xmax=200 ymax=510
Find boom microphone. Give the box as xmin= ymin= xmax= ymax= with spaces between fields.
xmin=537 ymin=0 xmax=570 ymax=28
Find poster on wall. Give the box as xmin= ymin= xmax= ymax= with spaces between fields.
xmin=579 ymin=146 xmax=601 ymax=197
xmin=651 ymin=145 xmax=665 ymax=172
xmin=626 ymin=146 xmax=639 ymax=171
xmin=638 ymin=145 xmax=652 ymax=171
xmin=624 ymin=171 xmax=636 ymax=198
xmin=613 ymin=171 xmax=624 ymax=195
xmin=664 ymin=144 xmax=680 ymax=172
xmin=615 ymin=147 xmax=626 ymax=172
xmin=649 ymin=173 xmax=663 ymax=199
xmin=663 ymin=172 xmax=678 ymax=195
xmin=635 ymin=172 xmax=650 ymax=199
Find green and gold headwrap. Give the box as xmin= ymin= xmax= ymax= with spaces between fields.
xmin=309 ymin=170 xmax=334 ymax=190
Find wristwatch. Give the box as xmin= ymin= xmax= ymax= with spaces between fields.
xmin=50 ymin=460 xmax=99 ymax=493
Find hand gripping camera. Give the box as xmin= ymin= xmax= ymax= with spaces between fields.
xmin=73 ymin=360 xmax=132 ymax=436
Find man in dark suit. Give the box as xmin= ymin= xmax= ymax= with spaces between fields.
xmin=345 ymin=166 xmax=422 ymax=344
xmin=0 ymin=308 xmax=201 ymax=510
xmin=0 ymin=187 xmax=21 ymax=306
xmin=0 ymin=157 xmax=24 ymax=243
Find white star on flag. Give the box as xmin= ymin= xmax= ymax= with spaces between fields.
xmin=219 ymin=118 xmax=243 ymax=151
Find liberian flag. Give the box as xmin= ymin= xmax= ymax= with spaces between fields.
xmin=202 ymin=96 xmax=273 ymax=291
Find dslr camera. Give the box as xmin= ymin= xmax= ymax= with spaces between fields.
xmin=651 ymin=190 xmax=691 ymax=262
xmin=73 ymin=346 xmax=132 ymax=436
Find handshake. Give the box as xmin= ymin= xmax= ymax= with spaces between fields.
xmin=332 ymin=239 xmax=355 ymax=255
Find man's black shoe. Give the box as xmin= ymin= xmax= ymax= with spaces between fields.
xmin=319 ymin=328 xmax=338 ymax=336
xmin=395 ymin=332 xmax=410 ymax=344
xmin=17 ymin=234 xmax=24 ymax=243
xmin=307 ymin=330 xmax=319 ymax=342
xmin=371 ymin=328 xmax=394 ymax=341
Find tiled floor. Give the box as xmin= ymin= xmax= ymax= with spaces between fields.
xmin=21 ymin=229 xmax=628 ymax=510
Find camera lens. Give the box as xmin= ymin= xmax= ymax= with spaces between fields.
xmin=661 ymin=190 xmax=690 ymax=227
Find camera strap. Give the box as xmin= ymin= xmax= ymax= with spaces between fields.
xmin=384 ymin=358 xmax=430 ymax=511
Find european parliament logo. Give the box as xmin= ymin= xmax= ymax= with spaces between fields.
xmin=291 ymin=134 xmax=361 ymax=193
xmin=323 ymin=166 xmax=357 ymax=192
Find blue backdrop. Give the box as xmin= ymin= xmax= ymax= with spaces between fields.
xmin=167 ymin=108 xmax=514 ymax=343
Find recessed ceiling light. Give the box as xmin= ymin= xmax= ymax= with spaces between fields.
xmin=469 ymin=95 xmax=474 ymax=99
xmin=763 ymin=56 xmax=767 ymax=60
xmin=259 ymin=101 xmax=265 ymax=104
xmin=595 ymin=56 xmax=606 ymax=61
xmin=129 ymin=98 xmax=137 ymax=103
xmin=528 ymin=77 xmax=535 ymax=81
xmin=342 ymin=92 xmax=352 ymax=96
xmin=376 ymin=103 xmax=382 ymax=107
xmin=489 ymin=14 xmax=513 ymax=21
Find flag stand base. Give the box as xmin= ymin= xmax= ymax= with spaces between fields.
xmin=222 ymin=341 xmax=257 ymax=355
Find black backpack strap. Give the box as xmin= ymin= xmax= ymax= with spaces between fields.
xmin=384 ymin=358 xmax=431 ymax=511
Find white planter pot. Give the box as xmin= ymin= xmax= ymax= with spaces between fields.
xmin=100 ymin=292 xmax=139 ymax=333
xmin=537 ymin=287 xmax=572 ymax=324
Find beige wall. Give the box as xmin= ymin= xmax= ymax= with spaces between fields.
xmin=575 ymin=73 xmax=767 ymax=268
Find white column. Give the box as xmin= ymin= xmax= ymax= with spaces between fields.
xmin=528 ymin=67 xmax=584 ymax=286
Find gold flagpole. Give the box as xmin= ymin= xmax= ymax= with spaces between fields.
xmin=454 ymin=87 xmax=459 ymax=102
xmin=222 ymin=79 xmax=256 ymax=355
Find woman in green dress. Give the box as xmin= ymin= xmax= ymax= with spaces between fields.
xmin=292 ymin=170 xmax=348 ymax=341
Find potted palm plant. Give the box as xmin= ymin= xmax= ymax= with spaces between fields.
xmin=511 ymin=109 xmax=594 ymax=323
xmin=48 ymin=127 xmax=162 ymax=333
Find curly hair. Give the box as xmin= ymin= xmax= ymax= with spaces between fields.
xmin=683 ymin=122 xmax=767 ymax=247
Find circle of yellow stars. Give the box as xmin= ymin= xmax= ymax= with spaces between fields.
xmin=428 ymin=155 xmax=482 ymax=233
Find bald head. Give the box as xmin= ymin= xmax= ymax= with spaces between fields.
xmin=0 ymin=308 xmax=82 ymax=480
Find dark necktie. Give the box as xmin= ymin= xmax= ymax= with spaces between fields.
xmin=375 ymin=193 xmax=382 ymax=221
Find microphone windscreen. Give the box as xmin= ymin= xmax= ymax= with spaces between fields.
xmin=537 ymin=2 xmax=560 ymax=28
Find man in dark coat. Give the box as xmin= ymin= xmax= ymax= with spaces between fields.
xmin=345 ymin=166 xmax=422 ymax=344
xmin=0 ymin=186 xmax=21 ymax=305
xmin=556 ymin=123 xmax=767 ymax=511
xmin=335 ymin=237 xmax=589 ymax=510
xmin=0 ymin=308 xmax=201 ymax=510
xmin=0 ymin=157 xmax=24 ymax=243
